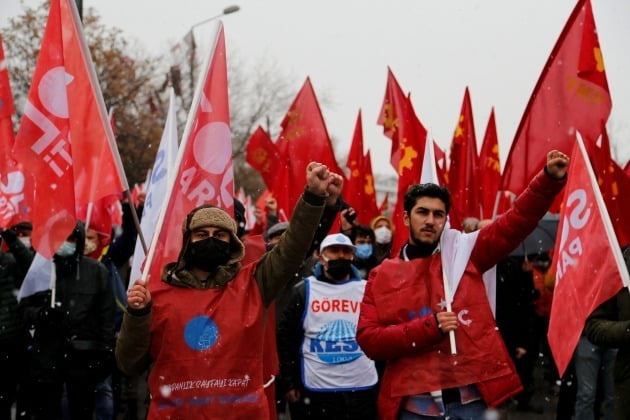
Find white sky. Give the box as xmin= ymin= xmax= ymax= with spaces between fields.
xmin=3 ymin=0 xmax=629 ymax=180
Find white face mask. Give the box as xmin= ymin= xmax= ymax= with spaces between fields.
xmin=84 ymin=239 xmax=98 ymax=256
xmin=18 ymin=237 xmax=31 ymax=248
xmin=56 ymin=241 xmax=76 ymax=257
xmin=374 ymin=226 xmax=392 ymax=244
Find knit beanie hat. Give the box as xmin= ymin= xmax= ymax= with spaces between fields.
xmin=178 ymin=206 xmax=245 ymax=267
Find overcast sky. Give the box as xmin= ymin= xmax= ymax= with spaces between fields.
xmin=3 ymin=0 xmax=629 ymax=179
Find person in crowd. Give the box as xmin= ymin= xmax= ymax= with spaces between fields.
xmin=18 ymin=222 xmax=115 ymax=419
xmin=356 ymin=150 xmax=569 ymax=420
xmin=371 ymin=215 xmax=393 ymax=263
xmin=116 ymin=162 xmax=343 ymax=419
xmin=278 ymin=233 xmax=378 ymax=420
xmin=584 ymin=245 xmax=630 ymax=420
xmin=348 ymin=224 xmax=379 ymax=279
xmin=0 ymin=227 xmax=34 ymax=420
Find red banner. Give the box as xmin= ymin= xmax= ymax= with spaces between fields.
xmin=548 ymin=134 xmax=629 ymax=376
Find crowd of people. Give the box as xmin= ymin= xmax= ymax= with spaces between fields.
xmin=2 ymin=153 xmax=630 ymax=419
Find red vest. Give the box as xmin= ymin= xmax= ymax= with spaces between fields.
xmin=147 ymin=263 xmax=268 ymax=419
xmin=371 ymin=257 xmax=521 ymax=418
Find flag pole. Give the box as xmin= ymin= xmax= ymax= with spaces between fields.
xmin=139 ymin=22 xmax=223 ymax=285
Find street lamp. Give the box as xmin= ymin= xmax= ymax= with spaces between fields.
xmin=188 ymin=5 xmax=240 ymax=97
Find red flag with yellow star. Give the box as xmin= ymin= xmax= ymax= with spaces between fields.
xmin=448 ymin=87 xmax=480 ymax=227
xmin=245 ymin=125 xmax=280 ymax=189
xmin=588 ymin=124 xmax=630 ymax=246
xmin=362 ymin=150 xmax=380 ymax=225
xmin=499 ymin=0 xmax=611 ymax=214
xmin=478 ymin=108 xmax=501 ymax=219
xmin=274 ymin=77 xmax=344 ymax=217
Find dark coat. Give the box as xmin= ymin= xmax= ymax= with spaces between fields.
xmin=585 ymin=247 xmax=630 ymax=420
xmin=19 ymin=222 xmax=115 ymax=384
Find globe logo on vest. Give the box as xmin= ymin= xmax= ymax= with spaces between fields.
xmin=310 ymin=319 xmax=361 ymax=364
xmin=184 ymin=315 xmax=219 ymax=351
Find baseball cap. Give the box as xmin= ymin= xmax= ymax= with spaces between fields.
xmin=319 ymin=233 xmax=355 ymax=253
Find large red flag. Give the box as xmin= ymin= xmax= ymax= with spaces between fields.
xmin=448 ymin=87 xmax=480 ymax=227
xmin=245 ymin=125 xmax=280 ymax=189
xmin=624 ymin=161 xmax=630 ymax=178
xmin=378 ymin=70 xmax=427 ymax=254
xmin=548 ymin=134 xmax=630 ymax=376
xmin=273 ymin=77 xmax=343 ymax=217
xmin=12 ymin=0 xmax=126 ymax=258
xmin=588 ymin=125 xmax=630 ymax=247
xmin=478 ymin=108 xmax=501 ymax=219
xmin=147 ymin=24 xmax=233 ymax=284
xmin=0 ymin=36 xmax=34 ymax=229
xmin=500 ymin=0 xmax=611 ymax=212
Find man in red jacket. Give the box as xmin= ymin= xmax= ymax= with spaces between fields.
xmin=357 ymin=150 xmax=569 ymax=420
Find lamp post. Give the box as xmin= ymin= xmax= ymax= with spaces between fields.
xmin=188 ymin=5 xmax=240 ymax=97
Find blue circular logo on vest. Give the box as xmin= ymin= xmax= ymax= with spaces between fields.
xmin=184 ymin=315 xmax=219 ymax=351
xmin=312 ymin=319 xmax=362 ymax=365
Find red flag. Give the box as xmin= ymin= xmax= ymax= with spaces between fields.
xmin=500 ymin=0 xmax=611 ymax=212
xmin=378 ymin=192 xmax=389 ymax=215
xmin=345 ymin=110 xmax=378 ymax=224
xmin=274 ymin=77 xmax=343 ymax=217
xmin=378 ymin=70 xmax=427 ymax=253
xmin=0 ymin=35 xmax=16 ymax=177
xmin=147 ymin=24 xmax=233 ymax=284
xmin=362 ymin=150 xmax=380 ymax=225
xmin=12 ymin=0 xmax=126 ymax=258
xmin=377 ymin=68 xmax=409 ymax=170
xmin=478 ymin=108 xmax=501 ymax=219
xmin=588 ymin=125 xmax=630 ymax=246
xmin=448 ymin=87 xmax=480 ymax=226
xmin=0 ymin=36 xmax=34 ymax=229
xmin=245 ymin=125 xmax=280 ymax=189
xmin=433 ymin=140 xmax=448 ymax=187
xmin=548 ymin=134 xmax=629 ymax=376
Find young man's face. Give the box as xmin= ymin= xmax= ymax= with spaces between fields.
xmin=403 ymin=197 xmax=447 ymax=245
xmin=191 ymin=226 xmax=231 ymax=243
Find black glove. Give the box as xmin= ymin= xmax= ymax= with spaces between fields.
xmin=0 ymin=228 xmax=18 ymax=245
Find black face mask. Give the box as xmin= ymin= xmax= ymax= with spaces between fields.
xmin=325 ymin=259 xmax=353 ymax=281
xmin=187 ymin=237 xmax=231 ymax=272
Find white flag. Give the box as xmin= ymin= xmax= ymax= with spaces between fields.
xmin=128 ymin=89 xmax=179 ymax=288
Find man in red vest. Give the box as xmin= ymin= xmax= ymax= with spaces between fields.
xmin=116 ymin=162 xmax=343 ymax=419
xmin=357 ymin=150 xmax=569 ymax=420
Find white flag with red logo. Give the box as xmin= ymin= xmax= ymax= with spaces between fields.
xmin=144 ymin=24 xmax=233 ymax=285
xmin=548 ymin=133 xmax=630 ymax=376
xmin=12 ymin=0 xmax=126 ymax=258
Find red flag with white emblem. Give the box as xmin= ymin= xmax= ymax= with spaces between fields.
xmin=548 ymin=134 xmax=630 ymax=376
xmin=145 ymin=23 xmax=233 ymax=285
xmin=12 ymin=0 xmax=126 ymax=258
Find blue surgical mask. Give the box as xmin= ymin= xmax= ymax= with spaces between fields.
xmin=355 ymin=243 xmax=373 ymax=259
xmin=56 ymin=241 xmax=76 ymax=257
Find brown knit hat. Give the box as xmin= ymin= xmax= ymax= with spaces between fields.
xmin=178 ymin=206 xmax=245 ymax=266
xmin=185 ymin=207 xmax=238 ymax=235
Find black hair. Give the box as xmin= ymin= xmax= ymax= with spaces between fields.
xmin=350 ymin=224 xmax=375 ymax=244
xmin=403 ymin=183 xmax=451 ymax=214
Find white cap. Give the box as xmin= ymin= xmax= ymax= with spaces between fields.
xmin=319 ymin=233 xmax=355 ymax=253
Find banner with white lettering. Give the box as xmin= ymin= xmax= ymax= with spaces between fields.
xmin=548 ymin=133 xmax=630 ymax=376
